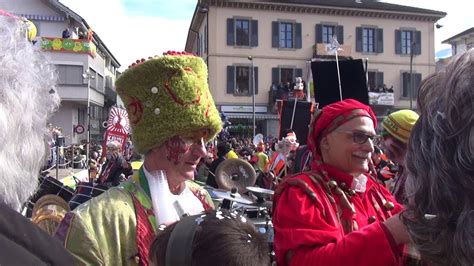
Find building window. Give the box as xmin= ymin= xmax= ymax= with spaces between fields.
xmin=235 ymin=19 xmax=250 ymax=46
xmin=322 ymin=25 xmax=335 ymax=44
xmin=280 ymin=68 xmax=294 ymax=83
xmin=356 ymin=27 xmax=383 ymax=53
xmin=396 ymin=29 xmax=421 ymax=55
xmin=272 ymin=21 xmax=302 ymax=49
xmin=272 ymin=67 xmax=303 ymax=85
xmin=367 ymin=71 xmax=384 ymax=92
xmin=78 ymin=108 xmax=86 ymax=126
xmin=402 ymin=72 xmax=422 ymax=98
xmin=236 ymin=66 xmax=250 ymax=95
xmin=401 ymin=31 xmax=412 ymax=54
xmin=88 ymin=68 xmax=97 ymax=90
xmin=56 ymin=64 xmax=83 ymax=85
xmin=363 ymin=28 xmax=375 ymax=53
xmin=316 ymin=24 xmax=344 ymax=44
xmin=279 ymin=22 xmax=293 ymax=48
xmin=227 ymin=18 xmax=258 ymax=47
xmin=97 ymin=73 xmax=104 ymax=92
xmin=227 ymin=65 xmax=259 ymax=96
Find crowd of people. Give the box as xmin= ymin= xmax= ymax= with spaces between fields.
xmin=0 ymin=10 xmax=472 ymax=266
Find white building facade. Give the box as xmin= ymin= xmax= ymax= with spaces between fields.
xmin=1 ymin=0 xmax=121 ymax=145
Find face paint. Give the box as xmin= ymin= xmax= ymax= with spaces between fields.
xmin=165 ymin=136 xmax=189 ymax=164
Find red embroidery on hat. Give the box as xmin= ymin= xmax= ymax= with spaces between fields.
xmin=205 ymin=102 xmax=210 ymax=118
xmin=127 ymin=96 xmax=144 ymax=125
xmin=163 ymin=70 xmax=201 ymax=107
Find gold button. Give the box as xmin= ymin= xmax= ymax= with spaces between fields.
xmin=384 ymin=201 xmax=395 ymax=210
xmin=368 ymin=215 xmax=376 ymax=223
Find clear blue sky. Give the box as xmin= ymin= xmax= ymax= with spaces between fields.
xmin=121 ymin=0 xmax=196 ymax=19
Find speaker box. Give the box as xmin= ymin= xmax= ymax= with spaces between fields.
xmin=279 ymin=100 xmax=313 ymax=145
xmin=311 ymin=59 xmax=368 ymax=108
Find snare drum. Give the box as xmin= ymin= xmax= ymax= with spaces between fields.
xmin=251 ymin=218 xmax=274 ymax=244
xmin=68 ymin=182 xmax=108 ymax=210
xmin=26 ymin=176 xmax=75 ymax=218
xmin=251 ymin=217 xmax=275 ymax=263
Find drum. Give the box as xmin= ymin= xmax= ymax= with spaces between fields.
xmin=68 ymin=182 xmax=109 ymax=210
xmin=251 ymin=217 xmax=275 ymax=262
xmin=31 ymin=195 xmax=70 ymax=236
xmin=26 ymin=176 xmax=75 ymax=218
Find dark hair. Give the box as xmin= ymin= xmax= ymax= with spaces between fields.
xmin=216 ymin=143 xmax=231 ymax=157
xmin=149 ymin=209 xmax=270 ymax=266
xmin=402 ymin=49 xmax=474 ymax=266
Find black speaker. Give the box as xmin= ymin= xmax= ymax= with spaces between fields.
xmin=311 ymin=59 xmax=368 ymax=108
xmin=279 ymin=101 xmax=313 ymax=145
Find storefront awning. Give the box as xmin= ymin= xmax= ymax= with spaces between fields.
xmin=225 ymin=113 xmax=279 ymax=120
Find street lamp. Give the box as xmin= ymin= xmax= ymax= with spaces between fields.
xmin=82 ymin=69 xmax=95 ymax=180
xmin=409 ymin=40 xmax=415 ymax=110
xmin=248 ymin=56 xmax=256 ymax=137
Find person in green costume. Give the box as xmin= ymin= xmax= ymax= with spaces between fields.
xmin=55 ymin=51 xmax=222 ymax=265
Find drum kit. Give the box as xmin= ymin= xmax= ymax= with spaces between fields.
xmin=208 ymin=158 xmax=276 ymax=261
xmin=26 ymin=174 xmax=110 ymax=235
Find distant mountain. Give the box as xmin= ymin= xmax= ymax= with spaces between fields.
xmin=436 ymin=48 xmax=451 ymax=59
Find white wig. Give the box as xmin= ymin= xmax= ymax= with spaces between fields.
xmin=0 ymin=16 xmax=60 ymax=211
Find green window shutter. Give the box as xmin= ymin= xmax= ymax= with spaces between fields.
xmin=414 ymin=73 xmax=422 ymax=97
xmin=376 ymin=28 xmax=384 ymax=53
xmin=227 ymin=18 xmax=234 ymax=46
xmin=295 ymin=23 xmax=302 ymax=49
xmin=376 ymin=72 xmax=384 ymax=87
xmin=272 ymin=21 xmax=279 ymax=48
xmin=315 ymin=24 xmax=322 ymax=43
xmin=254 ymin=67 xmax=259 ymax=94
xmin=356 ymin=27 xmax=362 ymax=52
xmin=227 ymin=66 xmax=235 ymax=94
xmin=337 ymin=25 xmax=344 ymax=44
xmin=295 ymin=68 xmax=303 ymax=78
xmin=251 ymin=20 xmax=258 ymax=47
xmin=272 ymin=67 xmax=279 ymax=84
xmin=414 ymin=31 xmax=421 ymax=55
xmin=395 ymin=30 xmax=401 ymax=54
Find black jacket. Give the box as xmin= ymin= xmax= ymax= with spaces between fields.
xmin=0 ymin=202 xmax=74 ymax=265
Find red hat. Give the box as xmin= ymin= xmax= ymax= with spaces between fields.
xmin=307 ymin=99 xmax=377 ymax=158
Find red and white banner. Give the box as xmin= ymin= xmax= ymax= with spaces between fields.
xmin=102 ymin=106 xmax=130 ymax=155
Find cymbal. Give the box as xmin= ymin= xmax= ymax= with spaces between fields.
xmin=215 ymin=158 xmax=256 ymax=193
xmin=212 ymin=190 xmax=255 ymax=205
xmin=246 ymin=186 xmax=274 ymax=196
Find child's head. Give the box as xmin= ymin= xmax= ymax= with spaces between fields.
xmin=149 ymin=209 xmax=270 ymax=266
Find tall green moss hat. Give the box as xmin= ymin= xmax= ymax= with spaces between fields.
xmin=116 ymin=51 xmax=222 ymax=154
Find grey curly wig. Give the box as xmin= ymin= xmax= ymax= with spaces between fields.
xmin=402 ymin=49 xmax=474 ymax=266
xmin=0 ymin=15 xmax=60 ymax=211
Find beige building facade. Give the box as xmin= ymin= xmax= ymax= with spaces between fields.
xmin=186 ymin=0 xmax=445 ymax=138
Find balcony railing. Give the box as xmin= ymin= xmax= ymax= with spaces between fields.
xmin=369 ymin=92 xmax=395 ymax=106
xmin=40 ymin=37 xmax=97 ymax=57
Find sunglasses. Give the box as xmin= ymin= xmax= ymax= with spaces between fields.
xmin=335 ymin=130 xmax=379 ymax=145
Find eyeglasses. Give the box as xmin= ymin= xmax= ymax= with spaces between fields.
xmin=335 ymin=130 xmax=379 ymax=145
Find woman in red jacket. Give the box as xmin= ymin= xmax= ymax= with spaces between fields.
xmin=273 ymin=99 xmax=410 ymax=266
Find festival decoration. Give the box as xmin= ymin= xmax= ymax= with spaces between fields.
xmin=102 ymin=106 xmax=130 ymax=155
